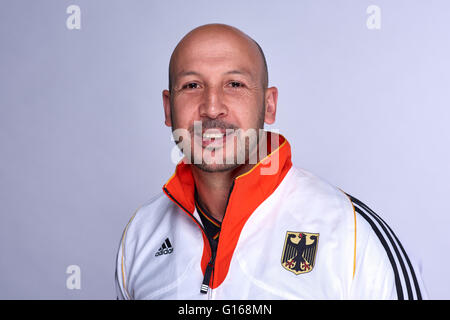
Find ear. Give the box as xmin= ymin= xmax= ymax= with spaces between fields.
xmin=264 ymin=86 xmax=278 ymax=125
xmin=162 ymin=89 xmax=172 ymax=127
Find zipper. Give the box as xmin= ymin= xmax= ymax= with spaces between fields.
xmin=200 ymin=240 xmax=217 ymax=294
xmin=201 ymin=180 xmax=235 ymax=294
xmin=162 ymin=186 xmax=217 ymax=294
xmin=163 ymin=180 xmax=235 ymax=295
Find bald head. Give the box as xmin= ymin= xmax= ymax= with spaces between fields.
xmin=168 ymin=24 xmax=268 ymax=93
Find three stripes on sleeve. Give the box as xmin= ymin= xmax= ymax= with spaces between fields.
xmin=347 ymin=194 xmax=423 ymax=300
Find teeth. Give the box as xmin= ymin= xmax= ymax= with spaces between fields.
xmin=203 ymin=132 xmax=224 ymax=139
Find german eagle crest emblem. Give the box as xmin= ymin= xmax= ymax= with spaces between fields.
xmin=281 ymin=231 xmax=319 ymax=275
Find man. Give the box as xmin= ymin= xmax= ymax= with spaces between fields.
xmin=115 ymin=24 xmax=427 ymax=299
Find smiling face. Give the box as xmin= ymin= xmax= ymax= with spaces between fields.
xmin=163 ymin=24 xmax=277 ymax=172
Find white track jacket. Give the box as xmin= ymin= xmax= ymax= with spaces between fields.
xmin=115 ymin=133 xmax=427 ymax=299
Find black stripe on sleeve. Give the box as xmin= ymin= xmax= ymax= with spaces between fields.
xmin=349 ymin=195 xmax=422 ymax=300
xmin=353 ymin=205 xmax=404 ymax=299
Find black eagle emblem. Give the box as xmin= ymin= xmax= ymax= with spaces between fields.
xmin=281 ymin=231 xmax=319 ymax=275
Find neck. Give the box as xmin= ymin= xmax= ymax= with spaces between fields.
xmin=191 ymin=163 xmax=253 ymax=222
xmin=188 ymin=132 xmax=270 ymax=222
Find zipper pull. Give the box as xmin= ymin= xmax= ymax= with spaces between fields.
xmin=200 ymin=239 xmax=217 ymax=294
xmin=200 ymin=261 xmax=214 ymax=294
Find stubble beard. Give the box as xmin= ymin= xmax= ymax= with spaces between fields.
xmin=171 ymin=103 xmax=266 ymax=173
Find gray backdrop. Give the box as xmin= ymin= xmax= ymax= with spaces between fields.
xmin=1 ymin=0 xmax=449 ymax=299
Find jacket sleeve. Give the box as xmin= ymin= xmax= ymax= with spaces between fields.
xmin=115 ymin=236 xmax=130 ymax=300
xmin=349 ymin=202 xmax=428 ymax=300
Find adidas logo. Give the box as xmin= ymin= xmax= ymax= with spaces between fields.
xmin=155 ymin=238 xmax=173 ymax=257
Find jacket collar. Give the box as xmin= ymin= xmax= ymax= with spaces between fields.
xmin=163 ymin=132 xmax=292 ymax=213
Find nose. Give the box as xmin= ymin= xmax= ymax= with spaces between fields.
xmin=199 ymin=86 xmax=228 ymax=119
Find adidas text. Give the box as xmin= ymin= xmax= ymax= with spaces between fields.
xmin=155 ymin=248 xmax=173 ymax=256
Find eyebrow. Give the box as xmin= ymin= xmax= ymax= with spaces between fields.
xmin=176 ymin=69 xmax=253 ymax=78
xmin=177 ymin=70 xmax=201 ymax=78
xmin=224 ymin=69 xmax=252 ymax=77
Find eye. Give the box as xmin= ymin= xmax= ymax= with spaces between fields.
xmin=182 ymin=83 xmax=200 ymax=90
xmin=228 ymin=81 xmax=244 ymax=88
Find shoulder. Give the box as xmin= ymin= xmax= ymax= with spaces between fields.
xmin=282 ymin=166 xmax=355 ymax=218
xmin=121 ymin=192 xmax=176 ymax=244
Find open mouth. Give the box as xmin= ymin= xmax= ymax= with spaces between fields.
xmin=198 ymin=129 xmax=234 ymax=148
